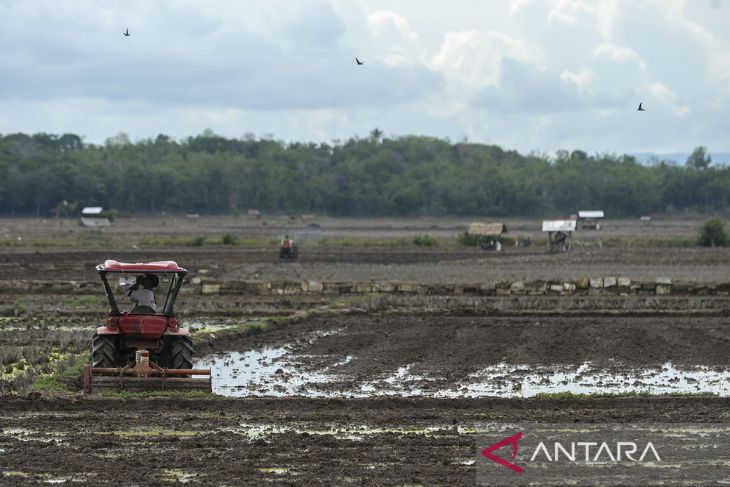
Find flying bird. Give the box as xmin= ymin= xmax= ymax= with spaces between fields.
xmin=355 ymin=58 xmax=363 ymax=65
xmin=123 ymin=28 xmax=130 ymax=37
xmin=637 ymin=102 xmax=645 ymax=111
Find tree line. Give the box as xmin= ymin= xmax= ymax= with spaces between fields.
xmin=0 ymin=130 xmax=724 ymax=217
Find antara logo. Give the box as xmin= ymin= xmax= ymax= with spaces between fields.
xmin=482 ymin=432 xmax=662 ymax=474
xmin=481 ymin=432 xmax=524 ymax=474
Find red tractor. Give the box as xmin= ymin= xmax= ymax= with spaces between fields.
xmin=83 ymin=260 xmax=211 ymax=393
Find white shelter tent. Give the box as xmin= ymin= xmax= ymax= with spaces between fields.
xmin=80 ymin=207 xmax=110 ymax=227
xmin=577 ymin=210 xmax=605 ymax=230
xmin=542 ymin=220 xmax=576 ymax=252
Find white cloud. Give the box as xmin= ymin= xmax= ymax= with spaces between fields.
xmin=367 ymin=10 xmax=422 ymax=66
xmin=594 ymin=42 xmax=647 ymax=70
xmin=560 ymin=66 xmax=598 ymax=93
xmin=648 ymin=82 xmax=675 ymax=104
xmin=430 ymin=30 xmax=532 ymax=95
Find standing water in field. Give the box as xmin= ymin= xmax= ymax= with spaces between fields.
xmin=198 ymin=348 xmax=729 ymax=398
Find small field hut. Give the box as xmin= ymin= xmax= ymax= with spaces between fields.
xmin=542 ymin=219 xmax=576 ymax=252
xmin=468 ymin=222 xmax=508 ymax=251
xmin=79 ymin=207 xmax=111 ymax=227
xmin=577 ymin=210 xmax=604 ymax=230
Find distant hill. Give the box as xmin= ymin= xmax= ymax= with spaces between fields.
xmin=632 ymin=152 xmax=730 ymax=166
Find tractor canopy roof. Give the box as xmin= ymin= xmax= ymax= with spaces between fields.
xmin=97 ymin=260 xmax=187 ymax=273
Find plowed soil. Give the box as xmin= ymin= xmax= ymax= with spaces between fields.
xmin=3 ymin=246 xmax=730 ymax=283
xmin=1 ymin=396 xmax=728 ymax=486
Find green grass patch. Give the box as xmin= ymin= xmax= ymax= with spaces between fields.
xmin=28 ymin=354 xmax=87 ymax=392
xmin=1 ymin=358 xmax=30 ymax=379
xmin=191 ymin=235 xmax=207 ymax=246
xmin=221 ymin=233 xmax=238 ymax=245
xmin=413 ymin=234 xmax=437 ymax=247
xmin=457 ymin=231 xmax=480 ymax=247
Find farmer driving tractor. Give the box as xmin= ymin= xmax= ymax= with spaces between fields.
xmin=121 ymin=273 xmax=159 ymax=313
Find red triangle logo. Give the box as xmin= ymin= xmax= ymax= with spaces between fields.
xmin=481 ymin=432 xmax=524 ymax=474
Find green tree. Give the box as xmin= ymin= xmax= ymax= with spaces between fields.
xmin=687 ymin=146 xmax=711 ymax=171
xmin=698 ymin=218 xmax=728 ymax=247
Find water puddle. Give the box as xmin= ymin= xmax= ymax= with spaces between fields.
xmin=1 ymin=427 xmax=67 ymax=444
xmin=445 ymin=362 xmax=730 ymax=398
xmin=195 ymin=328 xmax=347 ymax=397
xmin=224 ymin=423 xmax=455 ymax=441
xmin=200 ymin=346 xmax=729 ymax=398
xmin=195 ymin=347 xmax=340 ymax=397
xmin=256 ymin=467 xmax=291 ymax=475
xmin=160 ymin=469 xmax=198 ymax=483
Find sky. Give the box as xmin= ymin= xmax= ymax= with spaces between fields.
xmin=0 ymin=0 xmax=728 ymax=156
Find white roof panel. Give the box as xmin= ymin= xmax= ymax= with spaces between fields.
xmin=81 ymin=207 xmax=103 ymax=215
xmin=578 ymin=210 xmax=604 ymax=219
xmin=542 ymin=220 xmax=577 ymax=232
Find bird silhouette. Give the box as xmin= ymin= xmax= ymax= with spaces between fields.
xmin=123 ymin=28 xmax=130 ymax=37
xmin=637 ymin=102 xmax=645 ymax=111
xmin=355 ymin=58 xmax=363 ymax=65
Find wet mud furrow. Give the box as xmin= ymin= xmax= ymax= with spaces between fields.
xmin=1 ymin=397 xmax=727 ymax=485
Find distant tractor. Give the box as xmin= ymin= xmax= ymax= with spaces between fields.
xmin=468 ymin=222 xmax=508 ymax=251
xmin=279 ymin=234 xmax=299 ymax=259
xmin=83 ymin=260 xmax=211 ymax=393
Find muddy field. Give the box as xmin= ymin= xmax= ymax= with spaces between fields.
xmin=191 ymin=313 xmax=730 ymax=400
xmin=1 ymin=216 xmax=729 ymax=485
xmin=1 ymin=396 xmax=727 ymax=485
xmin=5 ymin=245 xmax=730 ymax=287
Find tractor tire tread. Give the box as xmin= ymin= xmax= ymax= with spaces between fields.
xmin=167 ymin=336 xmax=194 ymax=370
xmin=91 ymin=334 xmax=120 ymax=368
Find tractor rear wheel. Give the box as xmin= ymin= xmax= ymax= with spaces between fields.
xmin=165 ymin=336 xmax=194 ymax=370
xmin=91 ymin=334 xmax=121 ymax=368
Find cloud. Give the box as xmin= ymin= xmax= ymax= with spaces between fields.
xmin=473 ymin=58 xmax=585 ymax=114
xmin=430 ymin=30 xmax=532 ymax=95
xmin=0 ymin=0 xmax=439 ymax=112
xmin=267 ymin=0 xmax=346 ymax=49
xmin=0 ymin=0 xmax=727 ymax=153
xmin=560 ymin=66 xmax=598 ymax=93
xmin=367 ymin=10 xmax=422 ymax=66
xmin=594 ymin=42 xmax=647 ymax=69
